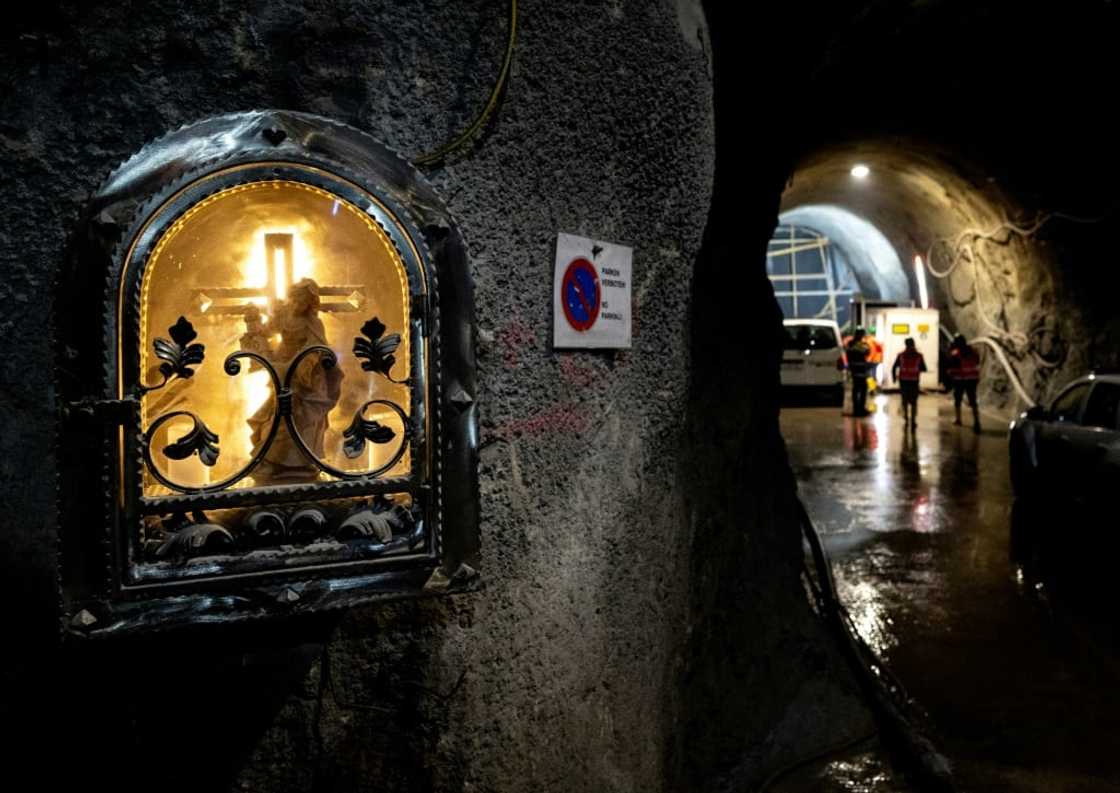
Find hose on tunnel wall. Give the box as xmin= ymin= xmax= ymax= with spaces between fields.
xmin=925 ymin=212 xmax=1100 ymax=281
xmin=970 ymin=336 xmax=1038 ymax=408
xmin=797 ymin=498 xmax=958 ymax=793
xmin=925 ymin=212 xmax=1100 ymax=373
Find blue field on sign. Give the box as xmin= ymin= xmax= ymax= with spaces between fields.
xmin=565 ymin=266 xmax=599 ymax=325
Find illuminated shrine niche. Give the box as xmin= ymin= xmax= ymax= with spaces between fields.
xmin=138 ymin=182 xmax=412 ymax=495
xmin=56 ymin=112 xmax=479 ymax=635
xmin=127 ymin=172 xmax=427 ymax=575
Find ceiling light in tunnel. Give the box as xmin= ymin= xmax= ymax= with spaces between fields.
xmin=850 ymin=164 xmax=870 ymax=179
xmin=914 ymin=255 xmax=929 ymax=310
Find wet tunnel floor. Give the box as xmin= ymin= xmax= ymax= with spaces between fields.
xmin=778 ymin=395 xmax=1120 ymax=792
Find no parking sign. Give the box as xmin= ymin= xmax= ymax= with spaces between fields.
xmin=553 ymin=232 xmax=632 ymax=349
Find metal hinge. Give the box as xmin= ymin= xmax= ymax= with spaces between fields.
xmin=62 ymin=397 xmax=137 ymax=425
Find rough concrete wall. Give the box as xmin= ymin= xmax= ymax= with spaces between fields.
xmin=0 ymin=1 xmax=723 ymax=791
xmin=669 ymin=6 xmax=877 ymax=790
xmin=926 ymin=210 xmax=1077 ymax=416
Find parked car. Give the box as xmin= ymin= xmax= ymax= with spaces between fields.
xmin=780 ymin=319 xmax=845 ymax=405
xmin=1009 ymin=372 xmax=1120 ymax=501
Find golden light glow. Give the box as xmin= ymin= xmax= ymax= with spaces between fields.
xmin=136 ymin=180 xmax=415 ymax=495
xmin=245 ymin=227 xmax=318 ymax=294
xmin=273 ymin=249 xmax=287 ymax=300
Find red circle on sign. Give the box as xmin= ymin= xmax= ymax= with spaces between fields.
xmin=561 ymin=258 xmax=601 ymax=332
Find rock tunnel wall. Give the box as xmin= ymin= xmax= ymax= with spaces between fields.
xmin=0 ymin=2 xmax=865 ymax=792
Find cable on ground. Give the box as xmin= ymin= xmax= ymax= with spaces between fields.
xmin=796 ymin=498 xmax=958 ymax=793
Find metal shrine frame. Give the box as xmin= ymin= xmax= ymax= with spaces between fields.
xmin=55 ymin=111 xmax=480 ymax=637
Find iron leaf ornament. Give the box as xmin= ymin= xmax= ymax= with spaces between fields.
xmin=146 ymin=511 xmax=235 ymax=559
xmin=343 ymin=406 xmax=396 ymax=459
xmin=155 ymin=522 xmax=235 ymax=559
xmin=153 ymin=316 xmax=206 ymax=381
xmin=337 ymin=495 xmax=416 ymax=542
xmin=353 ymin=317 xmax=401 ymax=378
xmin=163 ymin=414 xmax=220 ymax=466
xmin=140 ymin=314 xmax=410 ymax=492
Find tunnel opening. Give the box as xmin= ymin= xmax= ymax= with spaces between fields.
xmin=765 ymin=139 xmax=1120 ymax=790
xmin=770 ymin=204 xmax=911 ymax=326
xmin=691 ymin=2 xmax=1120 ymax=790
xmin=778 ymin=141 xmax=1110 ymax=417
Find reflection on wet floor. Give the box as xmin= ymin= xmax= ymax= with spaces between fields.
xmin=768 ymin=735 xmax=907 ymax=793
xmin=780 ymin=394 xmax=1120 ymax=792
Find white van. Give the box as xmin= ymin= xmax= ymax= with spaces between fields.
xmin=780 ymin=319 xmax=845 ymax=404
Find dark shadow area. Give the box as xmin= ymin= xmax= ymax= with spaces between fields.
xmin=0 ymin=603 xmax=454 ymax=793
xmin=781 ymin=388 xmax=846 ymax=409
xmin=1011 ymin=495 xmax=1120 ymax=644
xmin=0 ymin=619 xmax=332 ymax=792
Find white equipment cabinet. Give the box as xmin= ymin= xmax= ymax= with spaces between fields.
xmin=867 ymin=307 xmax=940 ymax=390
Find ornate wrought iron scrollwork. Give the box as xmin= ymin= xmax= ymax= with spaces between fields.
xmin=338 ymin=496 xmax=425 ymax=559
xmin=242 ymin=506 xmax=329 ymax=546
xmin=279 ymin=342 xmax=410 ymax=480
xmin=142 ymin=316 xmax=206 ymax=393
xmin=142 ymin=350 xmax=282 ymax=494
xmin=146 ymin=512 xmax=235 ymax=559
xmin=337 ymin=495 xmax=415 ymax=541
xmin=354 ymin=317 xmax=405 ymax=383
xmin=343 ymin=400 xmax=399 ymax=458
xmin=154 ymin=411 xmax=220 ymax=466
xmin=142 ymin=495 xmax=421 ymax=562
xmin=139 ymin=315 xmax=411 ymax=494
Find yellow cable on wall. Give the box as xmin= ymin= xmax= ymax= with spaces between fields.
xmin=413 ymin=0 xmax=519 ymax=167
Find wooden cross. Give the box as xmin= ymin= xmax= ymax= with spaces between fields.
xmin=190 ymin=232 xmax=366 ymax=317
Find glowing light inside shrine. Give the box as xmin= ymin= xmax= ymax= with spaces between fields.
xmin=239 ymin=229 xmax=326 ymax=482
xmin=273 ymin=248 xmax=287 ymax=300
xmin=243 ymin=228 xmax=317 ymax=300
xmin=244 ymin=364 xmax=271 ymax=412
xmin=139 ymin=179 xmax=412 ymax=494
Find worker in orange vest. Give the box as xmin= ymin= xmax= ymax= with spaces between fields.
xmin=947 ymin=334 xmax=981 ymax=432
xmin=891 ymin=337 xmax=927 ymax=430
xmin=865 ymin=327 xmax=884 ymax=383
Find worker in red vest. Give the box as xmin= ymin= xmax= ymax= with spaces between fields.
xmin=947 ymin=334 xmax=982 ymax=432
xmin=891 ymin=337 xmax=927 ymax=430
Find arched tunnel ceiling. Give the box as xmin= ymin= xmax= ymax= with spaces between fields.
xmin=779 ymin=204 xmax=908 ymax=302
xmin=778 ymin=140 xmax=1100 ymax=411
xmin=781 ymin=142 xmax=1007 ymax=289
xmin=758 ymin=0 xmax=1120 ymax=413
